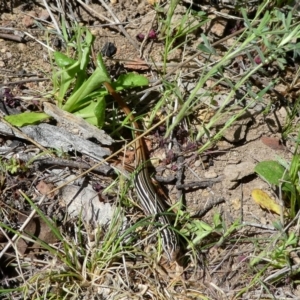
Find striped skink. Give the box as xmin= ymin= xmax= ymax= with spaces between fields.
xmin=104 ymin=82 xmax=180 ymax=261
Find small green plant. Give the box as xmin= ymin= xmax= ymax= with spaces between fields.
xmin=159 ymin=5 xmax=208 ymax=72
xmin=255 ymin=130 xmax=300 ymax=218
xmin=235 ymin=228 xmax=299 ymax=297
xmin=282 ymin=91 xmax=300 ymax=139
xmin=5 ymin=27 xmax=149 ymax=128
xmin=158 ymin=6 xmax=300 ymax=153
xmin=250 ymin=231 xmax=297 ymax=268
xmin=180 ymin=211 xmax=241 ymax=254
xmin=0 ymin=191 xmax=136 ymax=298
xmin=0 ymin=157 xmax=27 ymax=174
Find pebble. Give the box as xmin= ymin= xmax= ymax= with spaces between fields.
xmin=194 ymin=159 xmax=202 ymax=167
xmin=204 ymin=169 xmax=217 ymax=179
xmin=223 ymin=161 xmax=255 ymax=182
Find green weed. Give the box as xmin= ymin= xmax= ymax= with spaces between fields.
xmin=5 ymin=27 xmax=148 ymax=128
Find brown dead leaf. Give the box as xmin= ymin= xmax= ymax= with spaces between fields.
xmin=261 ymin=136 xmax=285 ymax=151
xmin=126 ymin=150 xmax=136 ymax=165
xmin=124 ymin=58 xmax=149 ymax=70
xmin=196 ymin=107 xmax=215 ymax=123
xmin=36 ymin=180 xmax=56 ymax=198
xmin=17 ymin=215 xmax=58 ymax=255
xmin=0 ymin=213 xmax=58 ymax=256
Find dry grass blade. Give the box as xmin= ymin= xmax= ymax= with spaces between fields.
xmin=42 ymin=0 xmax=62 ymax=36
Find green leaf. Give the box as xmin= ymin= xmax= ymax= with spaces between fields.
xmin=73 ymin=100 xmax=98 ymax=118
xmin=73 ymin=96 xmax=106 ymax=126
xmin=197 ymin=33 xmax=216 ymax=55
xmin=62 ymin=66 xmax=111 ymax=112
xmin=254 ymin=160 xmax=288 ymax=186
xmin=195 ymin=220 xmax=212 ymax=231
xmin=257 ymin=11 xmax=270 ymax=32
xmin=197 ymin=43 xmax=213 ymax=54
xmin=94 ymin=97 xmax=106 ymax=128
xmin=54 ymin=52 xmax=76 ymax=67
xmin=213 ymin=213 xmax=222 ymax=228
xmin=290 ymin=154 xmax=300 ymax=181
xmin=81 ymin=116 xmax=98 ymax=126
xmin=53 ymin=61 xmax=80 ymax=106
xmin=114 ymin=73 xmax=149 ymax=89
xmin=53 ymin=51 xmax=82 ymax=106
xmin=97 ymin=53 xmax=110 ymax=79
xmin=4 ymin=112 xmax=50 ymax=127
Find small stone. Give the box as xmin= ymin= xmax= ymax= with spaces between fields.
xmin=204 ymin=169 xmax=217 ymax=179
xmin=278 ymin=106 xmax=287 ymax=119
xmin=222 ymin=123 xmax=248 ymax=143
xmin=22 ymin=15 xmax=34 ymax=28
xmin=261 ymin=136 xmax=285 ymax=151
xmin=275 ymin=83 xmax=286 ymax=93
xmin=231 ymin=198 xmax=241 ymax=210
xmin=223 ymin=161 xmax=255 ymax=182
xmin=39 ymin=9 xmax=50 ymax=21
xmin=210 ymin=18 xmax=228 ymax=37
xmin=222 ymin=179 xmax=238 ymax=190
xmin=194 ymin=159 xmax=202 ymax=167
xmin=260 ymin=216 xmax=267 ymax=225
xmin=17 ymin=43 xmax=26 ymax=51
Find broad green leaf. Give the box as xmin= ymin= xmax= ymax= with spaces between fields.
xmin=53 ymin=52 xmax=81 ymax=106
xmin=73 ymin=98 xmax=104 ymax=126
xmin=73 ymin=100 xmax=98 ymax=118
xmin=82 ymin=116 xmax=98 ymax=126
xmin=94 ymin=97 xmax=106 ymax=128
xmin=196 ymin=220 xmax=212 ymax=231
xmin=54 ymin=52 xmax=76 ymax=67
xmin=54 ymin=62 xmax=80 ymax=106
xmin=254 ymin=160 xmax=288 ymax=186
xmin=97 ymin=53 xmax=110 ymax=79
xmin=197 ymin=43 xmax=214 ymax=54
xmin=63 ymin=66 xmax=110 ymax=112
xmin=213 ymin=213 xmax=222 ymax=228
xmin=198 ymin=33 xmax=216 ymax=55
xmin=114 ymin=73 xmax=149 ymax=89
xmin=5 ymin=112 xmax=49 ymax=127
